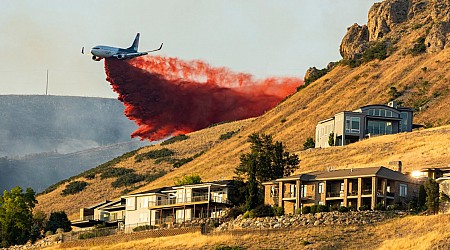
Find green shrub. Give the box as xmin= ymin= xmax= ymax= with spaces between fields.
xmin=410 ymin=37 xmax=426 ymax=56
xmin=61 ymin=181 xmax=88 ymax=196
xmin=359 ymin=205 xmax=371 ymax=211
xmin=84 ymin=173 xmax=96 ymax=180
xmin=78 ymin=232 xmax=96 ymax=240
xmin=301 ymin=206 xmax=311 ymax=214
xmin=145 ymin=170 xmax=166 ymax=182
xmin=272 ymin=206 xmax=284 ymax=216
xmin=161 ymin=134 xmax=189 ymax=145
xmin=173 ymin=157 xmax=194 ymax=168
xmin=132 ymin=225 xmax=156 ymax=232
xmin=135 ymin=148 xmax=175 ymax=162
xmin=375 ymin=203 xmax=386 ymax=211
xmin=303 ymin=137 xmax=315 ymax=150
xmin=338 ymin=206 xmax=349 ymax=212
xmin=100 ymin=167 xmax=134 ymax=179
xmin=310 ymin=204 xmax=329 ymax=214
xmin=155 ymin=157 xmax=177 ymax=164
xmin=219 ymin=130 xmax=239 ymax=140
xmin=226 ymin=207 xmax=244 ymax=219
xmin=174 ymin=174 xmax=202 ymax=186
xmin=252 ymin=204 xmax=274 ymax=218
xmin=111 ymin=173 xmax=146 ymax=188
xmin=242 ymin=210 xmax=255 ymax=219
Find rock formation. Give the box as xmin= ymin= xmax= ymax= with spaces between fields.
xmin=339 ymin=23 xmax=369 ymax=60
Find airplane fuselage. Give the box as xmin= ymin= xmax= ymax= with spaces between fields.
xmin=86 ymin=33 xmax=162 ymax=61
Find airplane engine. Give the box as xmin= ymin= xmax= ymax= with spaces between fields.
xmin=116 ymin=54 xmax=125 ymax=59
xmin=92 ymin=56 xmax=101 ymax=61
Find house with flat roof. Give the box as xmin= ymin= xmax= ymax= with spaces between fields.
xmin=71 ymin=199 xmax=125 ymax=229
xmin=122 ymin=180 xmax=233 ymax=232
xmin=263 ymin=166 xmax=419 ymax=213
xmin=315 ymin=101 xmax=413 ymax=148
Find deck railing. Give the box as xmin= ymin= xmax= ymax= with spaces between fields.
xmin=149 ymin=195 xmax=229 ymax=207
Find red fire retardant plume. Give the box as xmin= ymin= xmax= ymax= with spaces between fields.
xmin=104 ymin=56 xmax=303 ymax=141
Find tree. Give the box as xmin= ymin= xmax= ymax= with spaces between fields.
xmin=328 ymin=132 xmax=335 ymax=146
xmin=0 ymin=186 xmax=37 ymax=247
xmin=424 ymin=179 xmax=439 ymax=214
xmin=174 ymin=174 xmax=202 ymax=186
xmin=45 ymin=211 xmax=71 ymax=234
xmin=303 ymin=137 xmax=315 ymax=150
xmin=30 ymin=210 xmax=47 ymax=243
xmin=235 ymin=133 xmax=299 ymax=210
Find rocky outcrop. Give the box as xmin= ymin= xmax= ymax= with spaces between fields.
xmin=426 ymin=21 xmax=450 ymax=52
xmin=215 ymin=211 xmax=406 ymax=231
xmin=340 ymin=23 xmax=369 ymax=60
xmin=367 ymin=0 xmax=410 ymax=41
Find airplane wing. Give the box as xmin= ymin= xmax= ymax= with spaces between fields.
xmin=146 ymin=43 xmax=163 ymax=53
xmin=113 ymin=52 xmax=148 ymax=60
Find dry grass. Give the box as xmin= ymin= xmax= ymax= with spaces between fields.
xmin=37 ymin=10 xmax=450 ymax=221
xmin=44 ymin=214 xmax=450 ymax=249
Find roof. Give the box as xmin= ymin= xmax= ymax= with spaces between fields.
xmin=269 ymin=166 xmax=416 ymax=184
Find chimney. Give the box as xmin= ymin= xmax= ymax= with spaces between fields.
xmin=388 ymin=161 xmax=402 ymax=173
xmin=388 ymin=101 xmax=398 ymax=109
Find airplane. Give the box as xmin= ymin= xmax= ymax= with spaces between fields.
xmin=82 ymin=33 xmax=163 ymax=61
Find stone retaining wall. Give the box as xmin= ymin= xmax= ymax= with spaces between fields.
xmin=216 ymin=211 xmax=406 ymax=231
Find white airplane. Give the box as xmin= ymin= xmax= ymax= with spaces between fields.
xmin=82 ymin=33 xmax=163 ymax=61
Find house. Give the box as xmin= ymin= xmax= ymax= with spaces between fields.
xmin=122 ymin=180 xmax=233 ymax=232
xmin=315 ymin=101 xmax=413 ymax=148
xmin=71 ymin=199 xmax=126 ymax=229
xmin=263 ymin=166 xmax=419 ymax=213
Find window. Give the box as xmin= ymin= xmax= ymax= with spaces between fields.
xmin=368 ymin=120 xmax=394 ymax=135
xmin=318 ymin=183 xmax=324 ymax=194
xmin=126 ymin=198 xmax=132 ymax=206
xmin=301 ymin=185 xmax=307 ymax=198
xmin=270 ymin=186 xmax=276 ymax=197
xmin=400 ymin=184 xmax=408 ymax=197
xmin=290 ymin=184 xmax=296 ymax=197
xmin=345 ymin=117 xmax=360 ymax=133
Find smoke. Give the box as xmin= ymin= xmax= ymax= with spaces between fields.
xmin=104 ymin=56 xmax=302 ymax=141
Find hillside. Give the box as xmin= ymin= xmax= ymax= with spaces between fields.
xmin=0 ymin=95 xmax=147 ymax=192
xmin=37 ymin=0 xmax=450 ymax=218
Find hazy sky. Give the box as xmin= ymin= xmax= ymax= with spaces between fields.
xmin=0 ymin=0 xmax=378 ymax=98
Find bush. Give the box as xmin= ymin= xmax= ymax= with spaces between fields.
xmin=155 ymin=157 xmax=177 ymax=164
xmin=359 ymin=205 xmax=371 ymax=211
xmin=303 ymin=137 xmax=315 ymax=150
xmin=338 ymin=206 xmax=349 ymax=212
xmin=272 ymin=206 xmax=284 ymax=216
xmin=45 ymin=211 xmax=72 ymax=234
xmin=173 ymin=157 xmax=194 ymax=168
xmin=226 ymin=207 xmax=244 ymax=219
xmin=100 ymin=167 xmax=134 ymax=179
xmin=386 ymin=203 xmax=401 ymax=211
xmin=375 ymin=203 xmax=386 ymax=211
xmin=78 ymin=232 xmax=96 ymax=240
xmin=242 ymin=210 xmax=255 ymax=219
xmin=174 ymin=174 xmax=202 ymax=186
xmin=135 ymin=148 xmax=175 ymax=162
xmin=219 ymin=130 xmax=239 ymax=140
xmin=310 ymin=204 xmax=329 ymax=214
xmin=252 ymin=205 xmax=274 ymax=218
xmin=161 ymin=134 xmax=189 ymax=145
xmin=410 ymin=37 xmax=426 ymax=56
xmin=145 ymin=170 xmax=166 ymax=183
xmin=301 ymin=206 xmax=311 ymax=214
xmin=132 ymin=225 xmax=156 ymax=232
xmin=61 ymin=181 xmax=88 ymax=196
xmin=111 ymin=173 xmax=146 ymax=188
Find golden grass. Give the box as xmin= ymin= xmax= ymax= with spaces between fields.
xmin=37 ymin=14 xmax=450 ymax=220
xmin=44 ymin=214 xmax=450 ymax=249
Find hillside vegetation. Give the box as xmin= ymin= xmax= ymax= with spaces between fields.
xmin=37 ymin=0 xmax=450 ymax=219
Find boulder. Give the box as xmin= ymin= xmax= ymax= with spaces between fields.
xmin=367 ymin=0 xmax=410 ymax=41
xmin=339 ymin=23 xmax=369 ymax=60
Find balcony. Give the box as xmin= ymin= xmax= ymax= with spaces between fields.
xmin=326 ymin=191 xmax=344 ymax=198
xmin=149 ymin=195 xmax=229 ymax=207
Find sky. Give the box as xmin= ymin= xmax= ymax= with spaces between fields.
xmin=0 ymin=0 xmax=379 ymax=98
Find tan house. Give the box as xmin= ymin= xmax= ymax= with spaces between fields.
xmin=71 ymin=199 xmax=125 ymax=229
xmin=263 ymin=166 xmax=419 ymax=214
xmin=122 ymin=180 xmax=233 ymax=232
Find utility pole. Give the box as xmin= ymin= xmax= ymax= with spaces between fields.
xmin=46 ymin=69 xmax=49 ymax=96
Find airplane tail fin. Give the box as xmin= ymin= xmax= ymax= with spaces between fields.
xmin=128 ymin=33 xmax=140 ymax=52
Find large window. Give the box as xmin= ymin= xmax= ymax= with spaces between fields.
xmin=345 ymin=117 xmax=360 ymax=133
xmin=367 ymin=120 xmax=393 ymax=135
xmin=400 ymin=112 xmax=409 ymax=132
xmin=367 ymin=108 xmax=398 ymax=118
xmin=318 ymin=183 xmax=324 ymax=194
xmin=301 ymin=185 xmax=307 ymax=198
